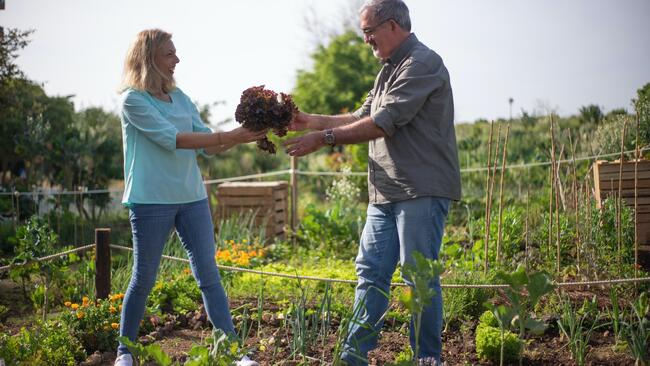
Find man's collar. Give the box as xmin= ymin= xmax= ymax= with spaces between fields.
xmin=384 ymin=33 xmax=418 ymax=66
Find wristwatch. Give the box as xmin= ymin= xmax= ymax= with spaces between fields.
xmin=324 ymin=129 xmax=336 ymax=146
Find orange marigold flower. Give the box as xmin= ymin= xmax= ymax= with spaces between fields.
xmin=64 ymin=301 xmax=72 ymax=307
xmin=111 ymin=322 xmax=120 ymax=330
xmin=71 ymin=303 xmax=80 ymax=310
xmin=183 ymin=268 xmax=191 ymax=275
xmin=110 ymin=306 xmax=117 ymax=313
xmin=77 ymin=311 xmax=85 ymax=319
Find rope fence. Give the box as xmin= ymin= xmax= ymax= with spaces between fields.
xmin=2 ymin=234 xmax=649 ymax=291
xmin=2 ymin=146 xmax=648 ymax=197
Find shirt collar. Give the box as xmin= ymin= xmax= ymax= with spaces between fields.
xmin=384 ymin=33 xmax=418 ymax=67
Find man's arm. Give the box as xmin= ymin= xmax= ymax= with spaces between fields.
xmin=289 ymin=112 xmax=358 ymax=131
xmin=284 ymin=116 xmax=385 ymax=156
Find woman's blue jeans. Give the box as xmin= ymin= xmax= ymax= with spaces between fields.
xmin=117 ymin=199 xmax=235 ymax=355
xmin=340 ymin=196 xmax=450 ymax=365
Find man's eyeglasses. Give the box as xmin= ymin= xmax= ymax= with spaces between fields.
xmin=362 ymin=18 xmax=393 ymax=38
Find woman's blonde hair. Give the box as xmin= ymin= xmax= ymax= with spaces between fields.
xmin=120 ymin=29 xmax=175 ymax=93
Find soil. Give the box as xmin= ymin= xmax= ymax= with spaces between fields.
xmin=0 ymin=281 xmax=640 ymax=365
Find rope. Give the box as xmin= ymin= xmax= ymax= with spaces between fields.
xmin=0 ymin=244 xmax=95 ymax=273
xmin=108 ymin=245 xmax=650 ymax=289
xmin=2 ymin=147 xmax=647 ymax=197
xmin=2 ymin=243 xmax=649 ymax=289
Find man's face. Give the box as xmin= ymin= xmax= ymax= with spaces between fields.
xmin=360 ymin=9 xmax=395 ymax=60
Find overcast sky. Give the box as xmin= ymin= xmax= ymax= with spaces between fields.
xmin=1 ymin=0 xmax=649 ymax=126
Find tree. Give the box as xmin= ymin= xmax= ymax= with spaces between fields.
xmin=578 ymin=104 xmax=603 ymax=125
xmin=292 ymin=30 xmax=379 ymax=115
xmin=634 ymin=82 xmax=650 ymax=148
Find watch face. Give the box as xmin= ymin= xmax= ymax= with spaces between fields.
xmin=325 ymin=130 xmax=335 ymax=145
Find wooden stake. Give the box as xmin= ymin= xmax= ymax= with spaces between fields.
xmin=568 ymin=131 xmax=580 ymax=272
xmin=484 ymin=121 xmax=495 ymax=274
xmin=635 ymin=107 xmax=640 ymax=278
xmin=617 ymin=120 xmax=627 ymax=269
xmin=496 ymin=123 xmax=511 ymax=264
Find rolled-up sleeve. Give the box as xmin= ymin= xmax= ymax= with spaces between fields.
xmin=122 ymin=92 xmax=178 ymax=151
xmin=371 ymin=59 xmax=445 ymax=137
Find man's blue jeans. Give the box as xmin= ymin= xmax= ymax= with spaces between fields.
xmin=117 ymin=199 xmax=235 ymax=356
xmin=340 ymin=196 xmax=450 ymax=365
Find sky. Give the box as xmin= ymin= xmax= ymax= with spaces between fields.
xmin=1 ymin=0 xmax=649 ymax=126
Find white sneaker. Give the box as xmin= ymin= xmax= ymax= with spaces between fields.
xmin=114 ymin=353 xmax=134 ymax=366
xmin=236 ymin=355 xmax=259 ymax=366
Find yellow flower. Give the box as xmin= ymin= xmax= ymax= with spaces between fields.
xmin=64 ymin=301 xmax=72 ymax=307
xmin=111 ymin=322 xmax=119 ymax=330
xmin=82 ymin=296 xmax=89 ymax=304
xmin=71 ymin=303 xmax=80 ymax=310
xmin=109 ymin=306 xmax=117 ymax=313
xmin=183 ymin=268 xmax=191 ymax=275
xmin=259 ymin=345 xmax=266 ymax=352
xmin=77 ymin=311 xmax=85 ymax=319
xmin=242 ymin=239 xmax=248 ymax=244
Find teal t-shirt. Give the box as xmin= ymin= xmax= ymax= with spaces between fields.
xmin=120 ymin=87 xmax=212 ymax=205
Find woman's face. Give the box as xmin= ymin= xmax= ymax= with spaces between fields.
xmin=154 ymin=39 xmax=179 ymax=80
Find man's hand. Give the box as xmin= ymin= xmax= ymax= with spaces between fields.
xmin=283 ymin=131 xmax=324 ymax=156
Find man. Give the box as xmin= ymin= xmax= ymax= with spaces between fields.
xmin=284 ymin=0 xmax=460 ymax=364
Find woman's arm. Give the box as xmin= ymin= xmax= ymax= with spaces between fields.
xmin=176 ymin=127 xmax=268 ymax=150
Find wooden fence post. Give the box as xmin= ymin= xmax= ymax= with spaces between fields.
xmin=290 ymin=156 xmax=298 ymax=233
xmin=95 ymin=228 xmax=111 ymax=300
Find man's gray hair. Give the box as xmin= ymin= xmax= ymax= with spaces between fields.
xmin=360 ymin=0 xmax=411 ymax=32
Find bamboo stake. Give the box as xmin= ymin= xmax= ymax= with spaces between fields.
xmin=496 ymin=123 xmax=511 ymax=265
xmin=525 ymin=188 xmax=530 ymax=270
xmin=483 ymin=122 xmax=495 ymax=275
xmin=568 ymin=131 xmax=580 ymax=272
xmin=617 ymin=120 xmax=627 ymax=269
xmin=549 ymin=115 xmax=561 ymax=273
xmin=634 ymin=107 xmax=640 ymax=278
xmin=487 ymin=121 xmax=502 ymax=271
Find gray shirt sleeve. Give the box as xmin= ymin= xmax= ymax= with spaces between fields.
xmin=371 ymin=59 xmax=446 ymax=137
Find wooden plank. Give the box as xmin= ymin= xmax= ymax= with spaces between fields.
xmin=620 ymin=197 xmax=650 ymax=205
xmin=637 ymin=213 xmax=650 ymax=223
xmin=598 ymin=179 xmax=650 ymax=190
xmin=218 ymin=196 xmax=274 ymax=206
xmin=594 ymin=160 xmax=603 ymax=207
xmin=597 ymin=160 xmax=650 ymax=174
xmin=598 ymin=170 xmax=650 ymax=181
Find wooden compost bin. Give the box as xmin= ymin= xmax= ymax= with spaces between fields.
xmin=593 ymin=159 xmax=650 ymax=269
xmin=215 ymin=181 xmax=288 ymax=239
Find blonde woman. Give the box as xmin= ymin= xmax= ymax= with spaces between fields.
xmin=115 ymin=29 xmax=262 ymax=366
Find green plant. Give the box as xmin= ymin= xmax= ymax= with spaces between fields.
xmin=557 ymin=296 xmax=605 ymax=366
xmin=148 ymin=270 xmax=202 ymax=315
xmin=0 ymin=319 xmax=86 ymax=365
xmin=8 ymin=216 xmax=76 ymax=319
xmin=488 ymin=265 xmax=554 ymax=366
xmin=60 ymin=294 xmax=123 ymax=353
xmin=621 ymin=292 xmax=649 ymax=365
xmin=400 ymin=251 xmax=444 ymax=362
xmin=475 ymin=311 xmax=522 ymax=364
xmin=118 ymin=336 xmax=174 ymax=366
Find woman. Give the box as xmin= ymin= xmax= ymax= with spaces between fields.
xmin=115 ymin=29 xmax=261 ymax=366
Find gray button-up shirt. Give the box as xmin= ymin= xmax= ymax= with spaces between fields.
xmin=353 ymin=33 xmax=461 ymax=204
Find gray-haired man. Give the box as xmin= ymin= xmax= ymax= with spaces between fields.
xmin=284 ymin=1 xmax=460 ymax=364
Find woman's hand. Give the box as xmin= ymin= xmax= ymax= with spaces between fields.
xmin=227 ymin=127 xmax=268 ymax=144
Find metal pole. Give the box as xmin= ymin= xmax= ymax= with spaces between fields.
xmin=95 ymin=228 xmax=111 ymax=300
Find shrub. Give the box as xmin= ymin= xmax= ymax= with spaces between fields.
xmin=0 ymin=320 xmax=85 ymax=365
